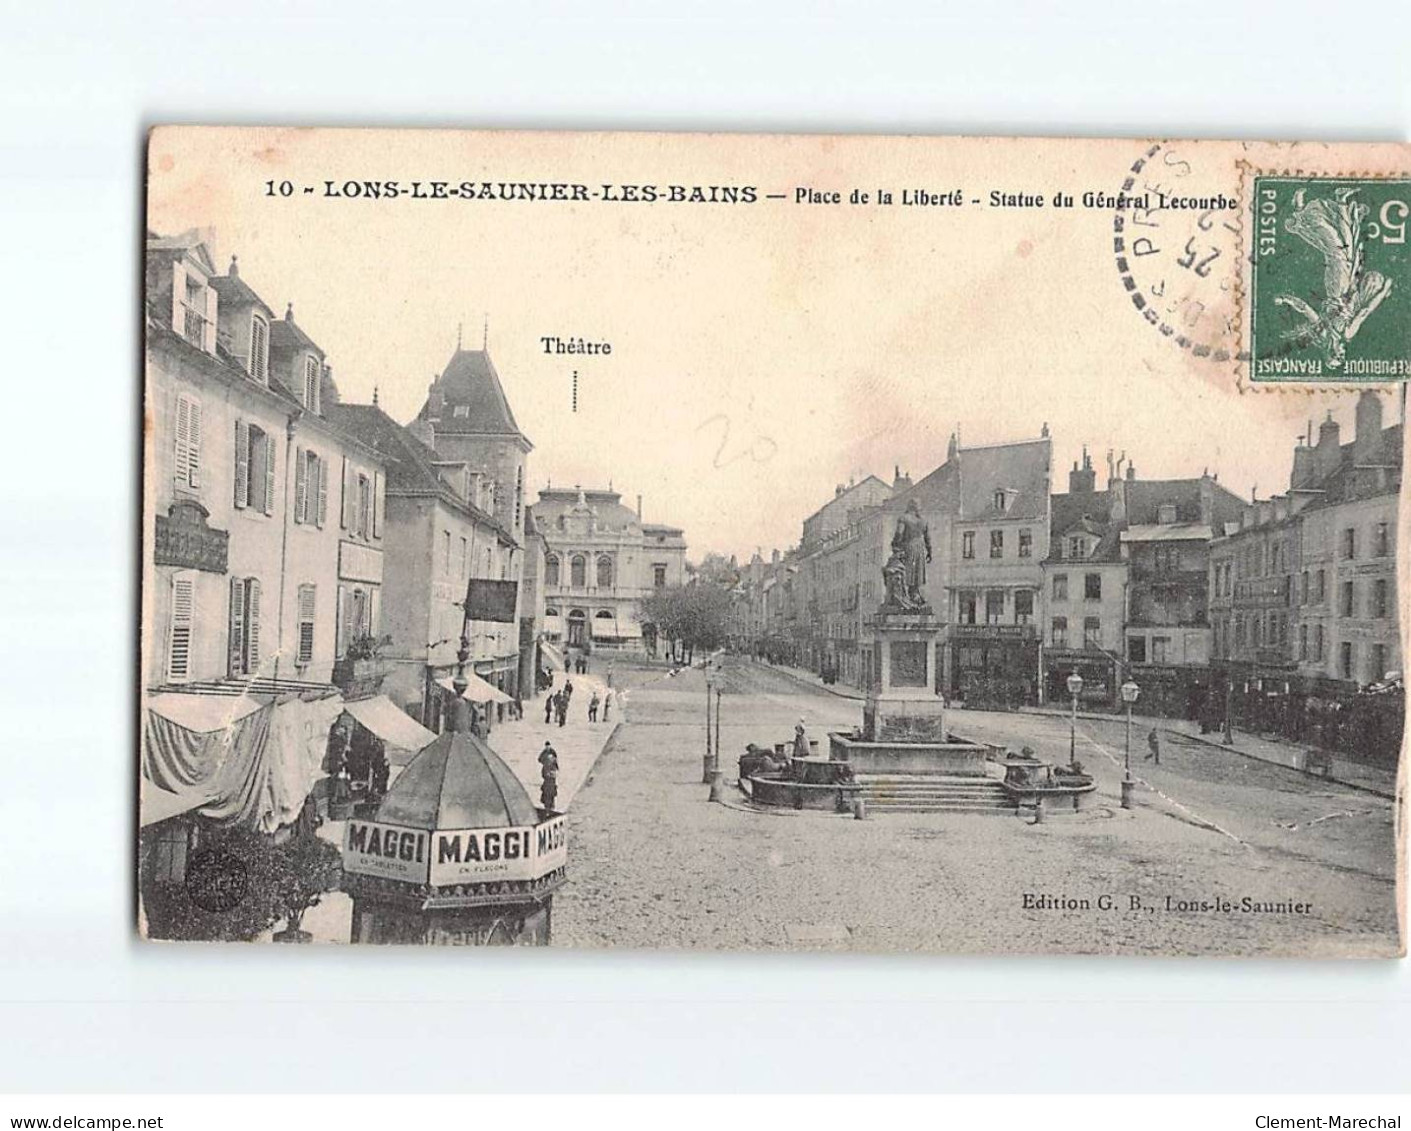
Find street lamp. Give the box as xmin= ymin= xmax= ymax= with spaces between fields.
xmin=1065 ymin=672 xmax=1084 ymax=766
xmin=1120 ymin=678 xmax=1140 ymax=809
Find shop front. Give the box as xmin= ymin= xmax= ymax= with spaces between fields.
xmin=1042 ymin=650 xmax=1119 ymax=708
xmin=948 ymin=625 xmax=1040 ymax=708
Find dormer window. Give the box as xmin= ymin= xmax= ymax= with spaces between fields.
xmin=1157 ymin=504 xmax=1178 ymax=524
xmin=303 ymin=355 xmax=321 ymax=414
xmin=453 ymin=405 xmax=470 ymax=418
xmin=1067 ymin=536 xmax=1086 ymax=560
xmin=994 ymin=490 xmax=1008 ymax=513
xmin=250 ymin=314 xmax=269 ymax=384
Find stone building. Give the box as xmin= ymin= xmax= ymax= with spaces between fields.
xmin=1213 ymin=394 xmax=1403 ymax=690
xmin=1040 ymin=448 xmax=1127 ymax=706
xmin=408 ymin=344 xmax=533 ymax=695
xmin=532 ymin=487 xmax=687 ymax=653
xmin=944 ymin=434 xmax=1051 ymax=706
xmin=326 ymin=402 xmax=522 ymax=725
xmin=145 ymin=234 xmax=387 ymax=693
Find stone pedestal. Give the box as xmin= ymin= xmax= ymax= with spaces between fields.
xmin=863 ymin=609 xmax=945 ymax=743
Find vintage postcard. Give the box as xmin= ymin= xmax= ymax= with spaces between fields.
xmin=140 ymin=128 xmax=1407 ymax=956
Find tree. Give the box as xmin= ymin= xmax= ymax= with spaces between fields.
xmin=639 ymin=580 xmax=732 ymax=665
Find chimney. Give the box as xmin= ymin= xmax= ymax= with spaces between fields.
xmin=1125 ymin=462 xmax=1135 ymax=481
xmin=636 ymin=494 xmax=643 ymax=519
xmin=1290 ymin=439 xmax=1315 ymax=489
xmin=771 ymin=548 xmax=780 ymax=566
xmin=1316 ymin=411 xmax=1341 ymax=478
xmin=1109 ymin=475 xmax=1127 ymax=527
xmin=1199 ymin=472 xmax=1214 ymax=526
xmin=1068 ymin=446 xmax=1096 ymax=494
xmin=1354 ymin=391 xmax=1384 ymax=464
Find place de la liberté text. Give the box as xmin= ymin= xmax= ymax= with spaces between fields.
xmin=262 ymin=177 xmax=1238 ymax=212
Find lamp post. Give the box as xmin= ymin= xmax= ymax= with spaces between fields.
xmin=1120 ymin=678 xmax=1140 ymax=809
xmin=1065 ymin=672 xmax=1084 ymax=767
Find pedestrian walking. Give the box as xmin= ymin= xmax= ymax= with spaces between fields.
xmin=1145 ymin=726 xmax=1161 ymax=764
xmin=555 ymin=692 xmax=568 ymax=727
xmin=603 ymin=689 xmax=614 ymax=721
xmin=543 ymin=693 xmax=554 ymax=724
xmin=538 ymin=741 xmax=560 ymax=812
xmin=588 ymin=690 xmax=601 ymax=722
xmin=563 ymin=678 xmax=574 ymax=704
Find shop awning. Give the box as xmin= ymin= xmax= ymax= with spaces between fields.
xmin=145 ymin=691 xmax=266 ymax=733
xmin=436 ymin=673 xmax=513 ymax=705
xmin=540 ymin=641 xmax=566 ymax=672
xmin=592 ymin=617 xmax=642 ymax=639
xmin=343 ymin=695 xmax=436 ymax=752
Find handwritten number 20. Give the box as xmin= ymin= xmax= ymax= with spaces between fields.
xmin=698 ymin=415 xmax=777 ymax=469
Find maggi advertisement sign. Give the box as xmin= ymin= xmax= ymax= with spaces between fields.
xmin=344 ymin=816 xmax=566 ymax=886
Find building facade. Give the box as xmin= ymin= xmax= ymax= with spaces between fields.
xmin=409 ymin=346 xmax=533 ymax=695
xmin=944 ymin=435 xmax=1051 ymax=707
xmin=145 ymin=234 xmax=387 ymax=694
xmin=327 ymin=403 xmax=521 ymax=725
xmin=533 ymin=487 xmax=687 ymax=653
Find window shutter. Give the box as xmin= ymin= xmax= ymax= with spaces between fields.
xmin=372 ymin=470 xmax=384 ymax=538
xmin=316 ymin=455 xmax=328 ymax=528
xmin=168 ymin=574 xmax=195 ymax=683
xmin=233 ymin=420 xmax=249 ymax=509
xmin=246 ymin=578 xmax=262 ymax=672
xmin=263 ymin=432 xmax=276 ymax=515
xmin=228 ymin=576 xmax=245 ymax=677
xmin=293 ymin=446 xmax=307 ymax=524
xmin=297 ymin=584 xmax=316 ymax=664
xmin=250 ymin=315 xmax=268 ymax=384
xmin=335 ymin=584 xmax=347 ymax=656
xmin=369 ymin=587 xmax=381 ymax=637
xmin=174 ymin=395 xmax=191 ymax=487
xmin=203 ymin=281 xmax=218 ymax=353
xmin=170 ymin=262 xmax=185 ymax=332
xmin=341 ymin=457 xmax=352 ymax=529
xmin=186 ymin=398 xmax=202 ymax=488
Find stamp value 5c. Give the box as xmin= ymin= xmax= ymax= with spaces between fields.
xmin=1250 ymin=176 xmax=1411 ymax=384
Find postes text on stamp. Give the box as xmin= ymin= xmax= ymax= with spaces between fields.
xmin=1250 ymin=176 xmax=1411 ymax=384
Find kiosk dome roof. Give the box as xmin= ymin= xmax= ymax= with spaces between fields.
xmin=375 ymin=730 xmax=539 ymax=830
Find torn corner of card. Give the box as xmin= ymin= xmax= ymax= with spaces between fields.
xmin=139 ymin=127 xmax=1407 ymax=956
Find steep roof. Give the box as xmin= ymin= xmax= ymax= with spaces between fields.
xmin=419 ymin=348 xmax=527 ymax=440
xmin=1304 ymin=424 xmax=1404 ymax=507
xmin=268 ymin=311 xmax=322 ymax=358
xmin=209 ymin=267 xmax=273 ymax=317
xmin=325 ymin=403 xmax=513 ymax=540
xmin=957 ymin=438 xmax=1051 ymax=521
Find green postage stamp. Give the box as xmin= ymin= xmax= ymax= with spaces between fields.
xmin=1250 ymin=176 xmax=1411 ymax=384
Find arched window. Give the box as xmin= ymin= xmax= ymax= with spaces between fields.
xmin=570 ymin=554 xmax=586 ymax=588
xmin=596 ymin=554 xmax=614 ymax=589
xmin=544 ymin=554 xmax=559 ymax=586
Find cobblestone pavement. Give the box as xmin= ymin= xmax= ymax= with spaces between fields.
xmin=553 ymin=657 xmax=1403 ymax=956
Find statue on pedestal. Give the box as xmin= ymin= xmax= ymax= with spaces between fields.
xmin=880 ymin=500 xmax=932 ymax=611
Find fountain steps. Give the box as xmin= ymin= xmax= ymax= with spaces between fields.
xmin=856 ymin=776 xmax=1016 ymax=814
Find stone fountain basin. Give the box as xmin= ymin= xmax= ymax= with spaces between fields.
xmin=827 ymin=731 xmax=995 ymax=777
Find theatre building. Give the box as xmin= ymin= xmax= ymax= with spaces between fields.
xmin=534 ymin=486 xmax=687 ymax=653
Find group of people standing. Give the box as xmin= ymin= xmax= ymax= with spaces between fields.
xmin=541 ymin=676 xmax=614 ymax=727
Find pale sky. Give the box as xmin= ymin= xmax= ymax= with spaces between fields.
xmin=148 ymin=129 xmax=1405 ymax=562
